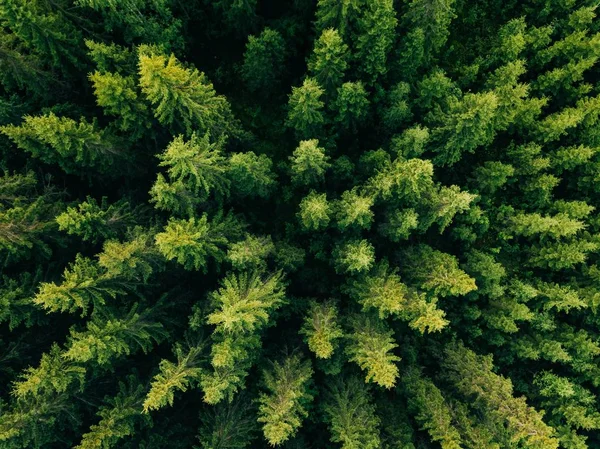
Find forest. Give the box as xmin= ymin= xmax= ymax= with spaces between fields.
xmin=1 ymin=0 xmax=600 ymax=448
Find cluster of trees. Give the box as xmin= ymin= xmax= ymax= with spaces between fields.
xmin=1 ymin=0 xmax=600 ymax=448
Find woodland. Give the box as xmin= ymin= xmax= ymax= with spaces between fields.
xmin=1 ymin=0 xmax=600 ymax=448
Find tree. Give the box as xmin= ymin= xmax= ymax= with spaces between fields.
xmin=75 ymin=376 xmax=150 ymax=449
xmin=228 ymin=152 xmax=277 ymax=199
xmin=402 ymin=0 xmax=457 ymax=63
xmin=63 ymin=304 xmax=167 ymax=367
xmin=349 ymin=262 xmax=449 ymax=333
xmin=335 ymin=189 xmax=374 ymax=230
xmin=307 ymin=29 xmax=349 ymax=94
xmin=202 ymin=271 xmax=286 ymax=405
xmin=257 ymin=355 xmax=313 ymax=446
xmin=138 ymin=47 xmax=238 ymax=138
xmin=334 ymin=239 xmax=375 ymax=274
xmin=155 ymin=213 xmax=243 ymax=272
xmin=298 ymin=191 xmax=331 ymax=230
xmin=227 ymin=235 xmax=275 ymax=270
xmin=314 ymin=0 xmax=363 ymax=36
xmin=300 ymin=300 xmax=343 ymax=359
xmin=0 ymin=0 xmax=84 ymax=70
xmin=442 ymin=343 xmax=559 ymax=449
xmin=323 ymin=376 xmax=381 ymax=449
xmin=290 ymin=139 xmax=330 ymax=186
xmin=431 ymin=92 xmax=499 ymax=166
xmin=151 ymin=133 xmax=230 ymax=207
xmin=89 ymin=70 xmax=149 ymax=135
xmin=333 ymin=82 xmax=369 ymax=130
xmin=355 ymin=0 xmax=397 ymax=83
xmin=402 ymin=367 xmax=462 ymax=449
xmin=401 ymin=245 xmax=477 ymax=297
xmin=346 ymin=315 xmax=400 ymax=388
xmin=286 ymin=78 xmax=325 ymax=138
xmin=241 ymin=28 xmax=286 ymax=93
xmin=1 ymin=113 xmax=124 ymax=175
xmin=56 ymin=197 xmax=138 ymax=243
xmin=143 ymin=343 xmax=204 ymax=413
xmin=381 ymin=82 xmax=413 ymax=132
xmin=197 ymin=394 xmax=258 ymax=449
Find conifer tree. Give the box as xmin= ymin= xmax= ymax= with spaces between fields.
xmin=307 ymin=28 xmax=349 ymax=94
xmin=241 ymin=28 xmax=286 ymax=94
xmin=155 ymin=213 xmax=243 ymax=271
xmin=138 ymin=47 xmax=238 ymax=138
xmin=286 ymin=78 xmax=326 ymax=139
xmin=289 ymin=139 xmax=331 ymax=186
xmin=323 ymin=376 xmax=381 ymax=449
xmin=56 ymin=197 xmax=138 ymax=243
xmin=143 ymin=343 xmax=205 ymax=413
xmin=1 ymin=113 xmax=124 ymax=175
xmin=346 ymin=315 xmax=400 ymax=388
xmin=75 ymin=376 xmax=150 ymax=449
xmin=257 ymin=355 xmax=313 ymax=446
xmin=300 ymin=300 xmax=343 ymax=359
xmin=402 ymin=367 xmax=462 ymax=449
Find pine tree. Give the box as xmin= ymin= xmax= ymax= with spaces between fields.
xmin=202 ymin=271 xmax=286 ymax=404
xmin=323 ymin=376 xmax=381 ymax=449
xmin=355 ymin=0 xmax=397 ymax=83
xmin=63 ymin=304 xmax=167 ymax=366
xmin=197 ymin=394 xmax=258 ymax=449
xmin=314 ymin=0 xmax=363 ymax=36
xmin=346 ymin=315 xmax=400 ymax=388
xmin=431 ymin=92 xmax=499 ymax=166
xmin=335 ymin=189 xmax=374 ymax=230
xmin=155 ymin=213 xmax=243 ymax=271
xmin=307 ymin=28 xmax=349 ymax=94
xmin=143 ymin=343 xmax=204 ymax=413
xmin=75 ymin=376 xmax=150 ymax=449
xmin=227 ymin=152 xmax=276 ymax=199
xmin=402 ymin=367 xmax=462 ymax=449
xmin=241 ymin=28 xmax=286 ymax=94
xmin=401 ymin=245 xmax=477 ymax=297
xmin=56 ymin=197 xmax=138 ymax=243
xmin=333 ymin=82 xmax=370 ymax=130
xmin=289 ymin=139 xmax=331 ymax=186
xmin=151 ymin=133 xmax=230 ymax=208
xmin=257 ymin=355 xmax=313 ymax=446
xmin=0 ymin=0 xmax=84 ymax=70
xmin=1 ymin=113 xmax=125 ymax=175
xmin=138 ymin=47 xmax=238 ymax=138
xmin=286 ymin=78 xmax=326 ymax=139
xmin=333 ymin=239 xmax=375 ymax=274
xmin=349 ymin=261 xmax=448 ymax=332
xmin=298 ymin=191 xmax=331 ymax=231
xmin=300 ymin=300 xmax=343 ymax=359
xmin=89 ymin=70 xmax=150 ymax=135
xmin=227 ymin=235 xmax=275 ymax=270
xmin=442 ymin=343 xmax=559 ymax=449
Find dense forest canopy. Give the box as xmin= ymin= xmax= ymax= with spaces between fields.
xmin=1 ymin=0 xmax=600 ymax=448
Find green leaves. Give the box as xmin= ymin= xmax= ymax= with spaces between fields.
xmin=150 ymin=133 xmax=230 ymax=213
xmin=1 ymin=113 xmax=123 ymax=175
xmin=143 ymin=344 xmax=204 ymax=413
xmin=289 ymin=140 xmax=330 ymax=186
xmin=207 ymin=271 xmax=286 ymax=334
xmin=346 ymin=315 xmax=400 ymax=388
xmin=257 ymin=355 xmax=313 ymax=446
xmin=286 ymin=78 xmax=325 ymax=138
xmin=138 ymin=47 xmax=237 ymax=138
xmin=300 ymin=301 xmax=343 ymax=359
xmin=155 ymin=213 xmax=243 ymax=271
xmin=323 ymin=376 xmax=381 ymax=449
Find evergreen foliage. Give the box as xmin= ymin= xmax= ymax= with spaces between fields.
xmin=3 ymin=1 xmax=600 ymax=448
